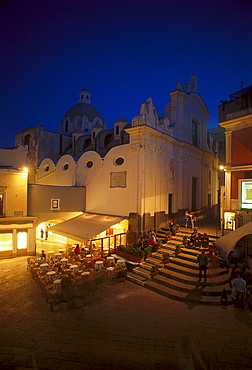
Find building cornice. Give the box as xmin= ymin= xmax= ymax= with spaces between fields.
xmin=219 ymin=113 xmax=252 ymax=132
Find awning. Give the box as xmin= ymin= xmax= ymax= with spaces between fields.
xmin=216 ymin=221 xmax=252 ymax=261
xmin=49 ymin=212 xmax=125 ymax=242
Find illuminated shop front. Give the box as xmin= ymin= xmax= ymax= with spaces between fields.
xmin=0 ymin=219 xmax=37 ymax=258
xmin=50 ymin=214 xmax=128 ymax=258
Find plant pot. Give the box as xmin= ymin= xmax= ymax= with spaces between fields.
xmin=162 ymin=259 xmax=170 ymax=264
xmin=116 ymin=250 xmax=144 ymax=263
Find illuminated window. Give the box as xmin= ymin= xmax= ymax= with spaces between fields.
xmin=0 ymin=233 xmax=13 ymax=251
xmin=0 ymin=193 xmax=4 ymax=217
xmin=17 ymin=231 xmax=27 ymax=250
xmin=51 ymin=199 xmax=60 ymax=210
xmin=240 ymin=180 xmax=252 ymax=209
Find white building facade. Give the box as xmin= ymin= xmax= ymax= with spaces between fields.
xmin=22 ymin=74 xmax=219 ymax=241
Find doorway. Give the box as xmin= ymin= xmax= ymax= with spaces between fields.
xmin=168 ymin=194 xmax=173 ymax=216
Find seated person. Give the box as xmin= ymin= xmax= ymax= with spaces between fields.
xmin=41 ymin=250 xmax=46 ymax=259
xmin=202 ymin=233 xmax=209 ymax=248
xmin=74 ymin=244 xmax=80 ymax=254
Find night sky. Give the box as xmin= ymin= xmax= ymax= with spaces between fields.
xmin=1 ymin=0 xmax=251 ymax=148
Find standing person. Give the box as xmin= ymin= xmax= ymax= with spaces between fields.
xmin=185 ymin=210 xmax=191 ymax=228
xmin=197 ymin=250 xmax=209 ymax=283
xmin=232 ymin=272 xmax=247 ymax=307
xmin=190 ymin=212 xmax=195 ymax=229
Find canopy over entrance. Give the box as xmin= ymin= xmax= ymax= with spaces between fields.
xmin=216 ymin=221 xmax=252 ymax=261
xmin=49 ymin=212 xmax=125 ymax=242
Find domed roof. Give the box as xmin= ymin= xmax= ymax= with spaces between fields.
xmin=115 ymin=117 xmax=128 ymax=123
xmin=64 ymin=103 xmax=105 ymax=123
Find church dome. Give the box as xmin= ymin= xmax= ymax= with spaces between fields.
xmin=64 ymin=103 xmax=105 ymax=123
xmin=58 ymin=89 xmax=106 ymax=135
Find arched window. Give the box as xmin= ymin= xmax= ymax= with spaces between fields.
xmin=65 ymin=120 xmax=69 ymax=133
xmin=85 ymin=138 xmax=91 ymax=148
xmin=192 ymin=120 xmax=198 ymax=146
xmin=24 ymin=134 xmax=30 ymax=149
xmin=104 ymin=134 xmax=113 ymax=146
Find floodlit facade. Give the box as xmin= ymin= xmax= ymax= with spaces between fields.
xmin=0 ymin=146 xmax=37 ymax=257
xmin=15 ymin=74 xmax=218 ymax=243
xmin=218 ymin=84 xmax=252 ymax=231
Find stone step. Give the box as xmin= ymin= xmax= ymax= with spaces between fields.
xmin=133 ymin=266 xmax=151 ymax=278
xmin=139 ymin=261 xmax=155 ymax=271
xmin=160 ymin=266 xmax=229 ymax=285
xmin=170 ymin=256 xmax=199 ymax=269
xmin=127 ymin=272 xmax=148 ymax=286
xmin=144 ymin=280 xmax=232 ymax=306
xmin=162 ymin=262 xmax=228 ymax=278
xmin=152 ymin=273 xmax=231 ymax=296
xmin=145 ymin=256 xmax=162 ymax=264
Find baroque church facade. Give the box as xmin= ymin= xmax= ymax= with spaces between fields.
xmin=15 ymin=74 xmax=219 ymax=242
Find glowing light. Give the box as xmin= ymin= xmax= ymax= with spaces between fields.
xmin=219 ymin=165 xmax=225 ymax=170
xmin=23 ymin=167 xmax=28 ymax=173
xmin=0 ymin=233 xmax=13 ymax=251
xmin=17 ymin=231 xmax=27 ymax=249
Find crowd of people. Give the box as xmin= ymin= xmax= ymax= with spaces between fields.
xmin=227 ymin=250 xmax=252 ymax=308
xmin=137 ymin=230 xmax=159 ymax=250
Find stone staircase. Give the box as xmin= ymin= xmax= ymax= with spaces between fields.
xmin=127 ymin=227 xmax=232 ymax=306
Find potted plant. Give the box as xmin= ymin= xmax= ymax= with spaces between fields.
xmin=174 ymin=224 xmax=181 ymax=233
xmin=165 ymin=230 xmax=172 ymax=242
xmin=143 ymin=246 xmax=152 ymax=259
xmin=193 ymin=226 xmax=199 ymax=233
xmin=175 ymin=244 xmax=182 ymax=255
xmin=117 ymin=244 xmax=145 ymax=263
xmin=156 ymin=239 xmax=163 ymax=249
xmin=150 ymin=264 xmax=160 ymax=276
xmin=162 ymin=252 xmax=171 ymax=264
xmin=182 ymin=235 xmax=188 ymax=245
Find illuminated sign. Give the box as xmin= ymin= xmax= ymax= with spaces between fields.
xmin=240 ymin=180 xmax=252 ymax=209
xmin=224 ymin=211 xmax=236 ymax=230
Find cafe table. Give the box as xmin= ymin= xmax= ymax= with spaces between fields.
xmin=106 ymin=256 xmax=115 ymax=264
xmin=81 ymin=271 xmax=90 ymax=277
xmin=70 ymin=264 xmax=78 ymax=272
xmin=53 ymin=279 xmax=61 ymax=291
xmin=40 ymin=263 xmax=49 ymax=271
xmin=117 ymin=260 xmax=125 ymax=267
xmin=95 ymin=260 xmax=104 ymax=270
xmin=55 ymin=253 xmax=62 ymax=260
xmin=106 ymin=266 xmax=114 ymax=278
xmin=60 ymin=258 xmax=68 ymax=265
xmin=47 ymin=271 xmax=56 ymax=280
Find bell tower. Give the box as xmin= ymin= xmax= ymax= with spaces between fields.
xmin=79 ymin=88 xmax=91 ymax=104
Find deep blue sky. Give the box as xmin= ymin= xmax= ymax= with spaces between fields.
xmin=1 ymin=0 xmax=251 ymax=148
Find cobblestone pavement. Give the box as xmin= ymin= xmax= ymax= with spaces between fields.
xmin=0 ymin=254 xmax=252 ymax=370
